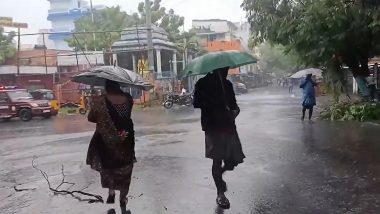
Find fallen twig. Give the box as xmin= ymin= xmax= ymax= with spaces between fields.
xmin=13 ymin=185 xmax=36 ymax=192
xmin=32 ymin=157 xmax=103 ymax=203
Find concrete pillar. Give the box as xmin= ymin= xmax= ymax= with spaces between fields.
xmin=156 ymin=49 xmax=162 ymax=75
xmin=173 ymin=51 xmax=177 ymax=75
xmin=132 ymin=54 xmax=137 ymax=72
xmin=353 ymin=77 xmax=358 ymax=94
xmin=112 ymin=53 xmax=118 ymax=66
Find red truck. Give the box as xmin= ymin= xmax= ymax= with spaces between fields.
xmin=0 ymin=87 xmax=52 ymax=122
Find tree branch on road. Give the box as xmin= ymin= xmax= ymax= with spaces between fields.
xmin=32 ymin=157 xmax=104 ymax=204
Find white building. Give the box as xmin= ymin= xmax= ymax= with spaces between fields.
xmin=192 ymin=19 xmax=251 ymax=50
xmin=47 ymin=0 xmax=92 ymax=50
xmin=192 ymin=19 xmax=236 ymax=44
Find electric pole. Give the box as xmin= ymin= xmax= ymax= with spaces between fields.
xmin=90 ymin=0 xmax=96 ymax=51
xmin=145 ymin=0 xmax=155 ymax=73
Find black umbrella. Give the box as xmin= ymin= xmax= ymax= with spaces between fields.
xmin=72 ymin=66 xmax=153 ymax=91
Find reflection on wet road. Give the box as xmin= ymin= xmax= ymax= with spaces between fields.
xmin=1 ymin=87 xmax=380 ymax=214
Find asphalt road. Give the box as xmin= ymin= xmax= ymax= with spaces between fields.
xmin=1 ymin=87 xmax=380 ymax=214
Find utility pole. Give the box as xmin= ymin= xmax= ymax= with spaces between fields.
xmin=17 ymin=28 xmax=20 ymax=75
xmin=145 ymin=0 xmax=155 ymax=73
xmin=90 ymin=0 xmax=96 ymax=51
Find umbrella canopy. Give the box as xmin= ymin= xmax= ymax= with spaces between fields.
xmin=290 ymin=68 xmax=323 ymax=79
xmin=71 ymin=66 xmax=153 ymax=91
xmin=180 ymin=51 xmax=257 ymax=77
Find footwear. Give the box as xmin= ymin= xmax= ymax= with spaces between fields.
xmin=216 ymin=194 xmax=230 ymax=209
xmin=106 ymin=194 xmax=115 ymax=204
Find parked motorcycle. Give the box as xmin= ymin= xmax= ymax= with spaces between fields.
xmin=163 ymin=93 xmax=193 ymax=109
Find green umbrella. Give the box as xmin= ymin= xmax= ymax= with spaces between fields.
xmin=180 ymin=50 xmax=257 ymax=78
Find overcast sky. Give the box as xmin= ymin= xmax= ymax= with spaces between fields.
xmin=0 ymin=0 xmax=246 ymax=43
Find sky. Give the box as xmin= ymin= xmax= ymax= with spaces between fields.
xmin=0 ymin=0 xmax=247 ymax=44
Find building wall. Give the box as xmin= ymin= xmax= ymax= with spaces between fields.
xmin=50 ymin=0 xmax=77 ymax=11
xmin=5 ymin=49 xmax=58 ymax=67
xmin=47 ymin=0 xmax=90 ymax=50
xmin=206 ymin=40 xmax=243 ymax=52
xmin=206 ymin=40 xmax=244 ymax=75
xmin=192 ymin=20 xmax=231 ymax=33
xmin=0 ymin=74 xmax=54 ymax=90
xmin=51 ymin=18 xmax=76 ymax=30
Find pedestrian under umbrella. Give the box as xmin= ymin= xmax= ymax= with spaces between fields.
xmin=193 ymin=67 xmax=245 ymax=209
xmin=300 ymin=73 xmax=318 ymax=121
xmin=72 ymin=66 xmax=151 ymax=211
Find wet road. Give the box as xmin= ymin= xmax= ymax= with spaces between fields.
xmin=1 ymin=87 xmax=380 ymax=214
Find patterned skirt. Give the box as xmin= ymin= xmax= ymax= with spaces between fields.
xmin=100 ymin=164 xmax=133 ymax=191
xmin=205 ymin=130 xmax=245 ymax=167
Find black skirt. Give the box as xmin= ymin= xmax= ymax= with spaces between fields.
xmin=205 ymin=130 xmax=245 ymax=167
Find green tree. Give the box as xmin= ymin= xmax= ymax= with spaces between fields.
xmin=0 ymin=27 xmax=16 ymax=65
xmin=242 ymin=0 xmax=380 ymax=95
xmin=257 ymin=43 xmax=300 ymax=77
xmin=133 ymin=0 xmax=184 ymax=42
xmin=67 ymin=6 xmax=135 ymax=51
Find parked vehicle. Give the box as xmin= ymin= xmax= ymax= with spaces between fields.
xmin=163 ymin=93 xmax=193 ymax=109
xmin=235 ymin=82 xmax=248 ymax=94
xmin=228 ymin=76 xmax=248 ymax=94
xmin=29 ymin=89 xmax=59 ymax=115
xmin=0 ymin=88 xmax=52 ymax=122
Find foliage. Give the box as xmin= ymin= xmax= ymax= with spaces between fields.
xmin=67 ymin=6 xmax=134 ymax=51
xmin=320 ymin=101 xmax=380 ymax=121
xmin=241 ymin=0 xmax=380 ymax=79
xmin=133 ymin=0 xmax=184 ymax=43
xmin=257 ymin=43 xmax=300 ymax=77
xmin=0 ymin=27 xmax=16 ymax=64
xmin=68 ymin=0 xmax=186 ymax=54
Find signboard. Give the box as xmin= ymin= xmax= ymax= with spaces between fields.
xmin=0 ymin=16 xmax=27 ymax=29
xmin=0 ymin=17 xmax=13 ymax=27
xmin=12 ymin=22 xmax=28 ymax=29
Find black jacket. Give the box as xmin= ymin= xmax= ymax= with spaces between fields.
xmin=193 ymin=75 xmax=239 ymax=132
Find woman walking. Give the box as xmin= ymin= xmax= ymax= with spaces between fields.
xmin=300 ymin=74 xmax=317 ymax=121
xmin=193 ymin=67 xmax=245 ymax=209
xmin=86 ymin=80 xmax=135 ymax=209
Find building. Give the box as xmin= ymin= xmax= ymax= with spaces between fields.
xmin=112 ymin=25 xmax=178 ymax=101
xmin=47 ymin=0 xmax=102 ymax=50
xmin=192 ymin=19 xmax=255 ymax=75
xmin=112 ymin=25 xmax=177 ymax=77
xmin=192 ymin=19 xmax=237 ymax=46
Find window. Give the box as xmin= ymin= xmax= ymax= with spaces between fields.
xmin=0 ymin=92 xmax=8 ymax=102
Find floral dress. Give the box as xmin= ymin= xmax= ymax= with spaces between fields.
xmin=86 ymin=94 xmax=135 ymax=191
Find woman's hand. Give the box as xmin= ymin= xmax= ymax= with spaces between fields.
xmin=118 ymin=130 xmax=129 ymax=142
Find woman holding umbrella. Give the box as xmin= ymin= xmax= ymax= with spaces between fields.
xmin=86 ymin=79 xmax=135 ymax=209
xmin=184 ymin=51 xmax=256 ymax=209
xmin=193 ymin=68 xmax=245 ymax=209
xmin=73 ymin=66 xmax=152 ymax=210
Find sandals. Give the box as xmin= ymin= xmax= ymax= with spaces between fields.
xmin=216 ymin=195 xmax=230 ymax=209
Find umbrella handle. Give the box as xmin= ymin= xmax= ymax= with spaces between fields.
xmin=218 ymin=72 xmax=230 ymax=111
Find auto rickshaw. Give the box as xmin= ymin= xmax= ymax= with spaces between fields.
xmin=78 ymin=94 xmax=88 ymax=115
xmin=29 ymin=89 xmax=60 ymax=115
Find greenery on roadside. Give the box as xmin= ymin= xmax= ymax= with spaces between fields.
xmin=320 ymin=102 xmax=380 ymax=121
xmin=0 ymin=27 xmax=16 ymax=65
xmin=242 ymin=0 xmax=380 ymax=95
xmin=257 ymin=43 xmax=300 ymax=77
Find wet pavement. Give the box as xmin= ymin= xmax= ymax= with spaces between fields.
xmin=1 ymin=87 xmax=380 ymax=214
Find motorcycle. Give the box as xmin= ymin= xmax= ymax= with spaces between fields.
xmin=163 ymin=93 xmax=193 ymax=109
